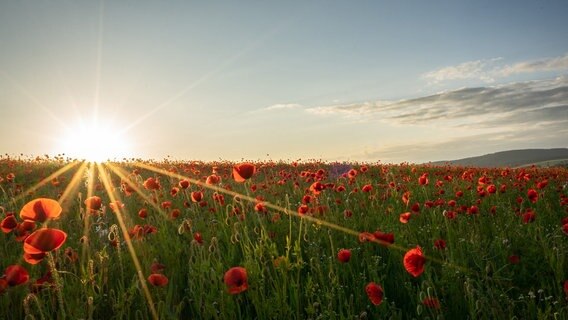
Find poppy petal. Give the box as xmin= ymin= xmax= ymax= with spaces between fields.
xmin=20 ymin=198 xmax=62 ymax=222
xmin=23 ymin=228 xmax=67 ymax=254
xmin=4 ymin=265 xmax=29 ymax=286
xmin=148 ymin=273 xmax=168 ymax=287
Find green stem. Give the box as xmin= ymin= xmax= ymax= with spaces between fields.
xmin=47 ymin=252 xmax=67 ymax=320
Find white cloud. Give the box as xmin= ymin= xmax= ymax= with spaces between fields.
xmin=422 ymin=53 xmax=568 ymax=84
xmin=260 ymin=103 xmax=303 ymax=112
xmin=306 ymin=76 xmax=568 ymax=127
xmin=499 ymin=54 xmax=568 ymax=76
xmin=306 ymin=77 xmax=568 ymax=162
xmin=422 ymin=58 xmax=501 ymax=84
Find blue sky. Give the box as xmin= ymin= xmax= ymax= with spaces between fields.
xmin=1 ymin=1 xmax=567 ymax=163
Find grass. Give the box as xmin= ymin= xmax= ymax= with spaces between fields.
xmin=1 ymin=156 xmax=567 ymax=319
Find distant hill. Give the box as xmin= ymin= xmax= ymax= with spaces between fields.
xmin=428 ymin=148 xmax=568 ymax=168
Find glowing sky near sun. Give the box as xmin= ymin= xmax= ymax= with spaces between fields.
xmin=0 ymin=1 xmax=567 ymax=163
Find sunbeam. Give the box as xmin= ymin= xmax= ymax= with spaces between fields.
xmin=131 ymin=161 xmax=473 ymax=275
xmin=13 ymin=161 xmax=80 ymax=203
xmin=103 ymin=162 xmax=172 ymax=221
xmin=96 ymin=163 xmax=159 ymax=320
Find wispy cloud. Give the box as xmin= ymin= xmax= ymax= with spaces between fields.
xmin=259 ymin=103 xmax=303 ymax=112
xmin=305 ymin=76 xmax=568 ymax=162
xmin=499 ymin=53 xmax=568 ymax=76
xmin=423 ymin=53 xmax=568 ymax=84
xmin=422 ymin=58 xmax=502 ymax=84
xmin=306 ymin=76 xmax=568 ymax=127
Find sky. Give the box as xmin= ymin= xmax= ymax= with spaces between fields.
xmin=0 ymin=1 xmax=567 ymax=163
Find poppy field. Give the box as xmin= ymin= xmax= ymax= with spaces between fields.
xmin=1 ymin=157 xmax=568 ymax=319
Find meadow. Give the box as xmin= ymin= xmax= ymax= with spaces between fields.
xmin=1 ymin=156 xmax=567 ymax=319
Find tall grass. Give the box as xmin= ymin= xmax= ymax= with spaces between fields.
xmin=1 ymin=157 xmax=567 ymax=319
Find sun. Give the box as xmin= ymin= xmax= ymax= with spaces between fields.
xmin=57 ymin=120 xmax=132 ymax=162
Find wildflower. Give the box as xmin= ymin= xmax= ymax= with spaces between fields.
xmin=434 ymin=239 xmax=446 ymax=250
xmin=404 ymin=246 xmax=425 ymax=277
xmin=337 ymin=249 xmax=351 ymax=263
xmin=365 ymin=282 xmax=384 ymax=305
xmin=143 ymin=177 xmax=161 ymax=190
xmin=1 ymin=214 xmax=18 ymax=233
xmin=399 ymin=212 xmax=411 ymax=224
xmin=20 ymin=198 xmax=62 ymax=222
xmin=147 ymin=274 xmax=168 ymax=287
xmin=4 ymin=265 xmax=29 ymax=286
xmin=84 ymin=196 xmax=102 ymax=212
xmin=527 ymin=189 xmax=538 ymax=203
xmin=24 ymin=228 xmax=67 ymax=256
xmin=224 ymin=267 xmax=248 ymax=294
xmin=233 ymin=163 xmax=256 ymax=182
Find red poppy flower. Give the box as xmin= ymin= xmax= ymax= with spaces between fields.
xmin=362 ymin=184 xmax=373 ymax=193
xmin=373 ymin=230 xmax=395 ymax=246
xmin=1 ymin=214 xmax=18 ymax=233
xmin=138 ymin=208 xmax=148 ymax=219
xmin=121 ymin=182 xmax=135 ymax=196
xmin=422 ymin=297 xmax=441 ymax=309
xmin=403 ymin=246 xmax=425 ymax=277
xmin=402 ymin=191 xmax=410 ymax=206
xmin=194 ymin=232 xmax=203 ymax=244
xmin=206 ymin=174 xmax=221 ymax=185
xmin=418 ymin=173 xmax=429 ymax=185
xmin=23 ymin=228 xmax=67 ymax=255
xmin=309 ymin=182 xmax=325 ymax=195
xmin=224 ymin=266 xmax=248 ymax=294
xmin=109 ymin=201 xmax=124 ymax=213
xmin=20 ymin=198 xmax=62 ymax=222
xmin=365 ymin=282 xmax=384 ymax=305
xmin=233 ymin=163 xmax=256 ymax=182
xmin=143 ymin=177 xmax=161 ymax=190
xmin=434 ymin=239 xmax=446 ymax=250
xmin=467 ymin=206 xmax=479 ymax=215
xmin=23 ymin=252 xmax=46 ymax=265
xmin=191 ymin=191 xmax=203 ymax=203
xmin=84 ymin=196 xmax=102 ymax=212
xmin=254 ymin=202 xmax=267 ymax=213
xmin=563 ymin=223 xmax=568 ymax=236
xmin=411 ymin=202 xmax=421 ymax=213
xmin=527 ymin=189 xmax=538 ymax=203
xmin=522 ymin=210 xmax=536 ymax=224
xmin=14 ymin=220 xmax=37 ymax=242
xmin=297 ymin=204 xmax=309 ymax=215
xmin=444 ymin=211 xmax=457 ymax=220
xmin=508 ymin=255 xmax=520 ymax=264
xmin=358 ymin=232 xmax=375 ymax=243
xmin=537 ymin=180 xmax=548 ymax=189
xmin=4 ymin=265 xmax=29 ymax=286
xmin=178 ymin=179 xmax=190 ymax=189
xmin=147 ymin=273 xmax=169 ymax=287
xmin=399 ymin=212 xmax=411 ymax=224
xmin=337 ymin=249 xmax=351 ymax=263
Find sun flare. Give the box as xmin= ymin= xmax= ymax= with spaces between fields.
xmin=57 ymin=120 xmax=132 ymax=162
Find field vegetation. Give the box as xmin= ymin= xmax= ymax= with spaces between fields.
xmin=1 ymin=156 xmax=567 ymax=319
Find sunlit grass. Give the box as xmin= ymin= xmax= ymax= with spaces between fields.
xmin=0 ymin=157 xmax=567 ymax=319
